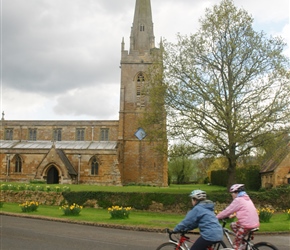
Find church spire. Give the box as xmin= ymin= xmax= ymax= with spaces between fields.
xmin=130 ymin=0 xmax=155 ymax=54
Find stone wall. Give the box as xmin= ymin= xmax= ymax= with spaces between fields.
xmin=0 ymin=120 xmax=119 ymax=141
xmin=1 ymin=191 xmax=65 ymax=206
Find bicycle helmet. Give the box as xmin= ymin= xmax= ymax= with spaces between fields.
xmin=229 ymin=184 xmax=245 ymax=193
xmin=189 ymin=190 xmax=207 ymax=200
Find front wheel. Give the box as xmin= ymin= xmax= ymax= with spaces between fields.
xmin=252 ymin=242 xmax=279 ymax=250
xmin=156 ymin=242 xmax=183 ymax=250
xmin=211 ymin=240 xmax=227 ymax=250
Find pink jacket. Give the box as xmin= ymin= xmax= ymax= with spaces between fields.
xmin=216 ymin=195 xmax=260 ymax=229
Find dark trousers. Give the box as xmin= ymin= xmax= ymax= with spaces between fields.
xmin=190 ymin=236 xmax=216 ymax=250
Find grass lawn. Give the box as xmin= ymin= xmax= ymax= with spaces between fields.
xmin=0 ymin=182 xmax=227 ymax=193
xmin=1 ymin=202 xmax=289 ymax=233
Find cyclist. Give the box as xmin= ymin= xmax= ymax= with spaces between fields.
xmin=216 ymin=184 xmax=260 ymax=250
xmin=172 ymin=190 xmax=223 ymax=250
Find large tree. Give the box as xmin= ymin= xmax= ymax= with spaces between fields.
xmin=162 ymin=0 xmax=290 ymax=187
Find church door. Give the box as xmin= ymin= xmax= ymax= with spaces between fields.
xmin=47 ymin=166 xmax=59 ymax=184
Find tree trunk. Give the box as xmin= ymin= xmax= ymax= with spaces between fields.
xmin=227 ymin=157 xmax=237 ymax=189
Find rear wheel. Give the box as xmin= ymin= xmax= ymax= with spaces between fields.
xmin=156 ymin=242 xmax=182 ymax=250
xmin=211 ymin=240 xmax=227 ymax=250
xmin=252 ymin=242 xmax=278 ymax=250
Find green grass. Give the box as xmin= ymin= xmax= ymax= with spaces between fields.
xmin=1 ymin=202 xmax=289 ymax=232
xmin=0 ymin=182 xmax=227 ymax=193
xmin=1 ymin=202 xmax=183 ymax=229
xmin=1 ymin=182 xmax=289 ymax=232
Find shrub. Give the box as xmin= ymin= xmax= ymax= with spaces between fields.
xmin=36 ymin=185 xmax=44 ymax=191
xmin=18 ymin=185 xmax=26 ymax=191
xmin=284 ymin=209 xmax=290 ymax=220
xmin=0 ymin=200 xmax=4 ymax=208
xmin=60 ymin=203 xmax=82 ymax=216
xmin=27 ymin=185 xmax=36 ymax=191
xmin=0 ymin=184 xmax=8 ymax=190
xmin=108 ymin=205 xmax=131 ymax=219
xmin=19 ymin=201 xmax=39 ymax=212
xmin=62 ymin=186 xmax=71 ymax=192
xmin=54 ymin=186 xmax=61 ymax=192
xmin=257 ymin=207 xmax=274 ymax=223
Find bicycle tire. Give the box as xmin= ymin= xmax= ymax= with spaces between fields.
xmin=156 ymin=242 xmax=183 ymax=250
xmin=252 ymin=242 xmax=279 ymax=250
xmin=212 ymin=240 xmax=227 ymax=250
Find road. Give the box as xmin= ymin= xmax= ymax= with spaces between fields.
xmin=1 ymin=215 xmax=289 ymax=250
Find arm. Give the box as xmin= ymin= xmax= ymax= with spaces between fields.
xmin=216 ymin=199 xmax=239 ymax=219
xmin=174 ymin=208 xmax=199 ymax=232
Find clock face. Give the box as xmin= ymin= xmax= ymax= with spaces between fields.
xmin=134 ymin=127 xmax=147 ymax=140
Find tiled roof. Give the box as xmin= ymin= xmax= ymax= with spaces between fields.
xmin=260 ymin=143 xmax=290 ymax=173
xmin=0 ymin=140 xmax=117 ymax=150
xmin=56 ymin=149 xmax=77 ymax=175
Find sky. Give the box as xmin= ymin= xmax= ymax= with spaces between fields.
xmin=0 ymin=0 xmax=289 ymax=121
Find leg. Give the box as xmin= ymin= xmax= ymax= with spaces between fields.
xmin=190 ymin=236 xmax=215 ymax=250
xmin=230 ymin=222 xmax=238 ymax=234
xmin=230 ymin=223 xmax=250 ymax=250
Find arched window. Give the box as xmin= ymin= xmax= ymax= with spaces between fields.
xmin=136 ymin=72 xmax=146 ymax=107
xmin=15 ymin=155 xmax=22 ymax=173
xmin=91 ymin=157 xmax=99 ymax=175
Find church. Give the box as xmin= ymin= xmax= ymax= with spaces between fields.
xmin=0 ymin=0 xmax=168 ymax=186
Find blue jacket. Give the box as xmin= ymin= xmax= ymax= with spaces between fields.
xmin=173 ymin=200 xmax=223 ymax=242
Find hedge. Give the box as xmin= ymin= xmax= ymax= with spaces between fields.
xmin=62 ymin=185 xmax=290 ymax=211
xmin=211 ymin=165 xmax=261 ymax=190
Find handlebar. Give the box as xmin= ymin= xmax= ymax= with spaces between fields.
xmin=165 ymin=228 xmax=199 ymax=242
xmin=221 ymin=219 xmax=228 ymax=228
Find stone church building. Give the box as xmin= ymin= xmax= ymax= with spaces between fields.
xmin=0 ymin=0 xmax=168 ymax=186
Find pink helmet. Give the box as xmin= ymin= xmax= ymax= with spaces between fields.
xmin=229 ymin=184 xmax=245 ymax=193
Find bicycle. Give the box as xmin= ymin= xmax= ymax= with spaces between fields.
xmin=156 ymin=228 xmax=227 ymax=250
xmin=220 ymin=219 xmax=278 ymax=250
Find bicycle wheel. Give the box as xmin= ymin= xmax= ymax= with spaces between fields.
xmin=252 ymin=242 xmax=278 ymax=250
xmin=156 ymin=242 xmax=182 ymax=250
xmin=211 ymin=240 xmax=227 ymax=250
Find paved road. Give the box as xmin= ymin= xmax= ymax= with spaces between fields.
xmin=1 ymin=215 xmax=289 ymax=250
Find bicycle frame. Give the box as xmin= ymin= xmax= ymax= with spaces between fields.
xmin=169 ymin=232 xmax=196 ymax=250
xmin=166 ymin=230 xmax=216 ymax=250
xmin=221 ymin=220 xmax=259 ymax=249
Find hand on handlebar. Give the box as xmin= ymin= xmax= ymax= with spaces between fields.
xmin=165 ymin=228 xmax=176 ymax=234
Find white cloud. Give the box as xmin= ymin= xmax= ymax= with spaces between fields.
xmin=1 ymin=0 xmax=289 ymax=120
xmin=53 ymin=84 xmax=120 ymax=120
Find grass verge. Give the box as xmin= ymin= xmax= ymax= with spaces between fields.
xmin=0 ymin=183 xmax=227 ymax=193
xmin=1 ymin=202 xmax=289 ymax=233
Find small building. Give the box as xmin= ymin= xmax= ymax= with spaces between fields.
xmin=260 ymin=142 xmax=290 ymax=188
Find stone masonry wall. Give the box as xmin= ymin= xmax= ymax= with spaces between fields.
xmin=1 ymin=191 xmax=65 ymax=206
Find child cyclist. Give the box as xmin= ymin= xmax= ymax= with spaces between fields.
xmin=216 ymin=184 xmax=260 ymax=250
xmin=171 ymin=190 xmax=223 ymax=250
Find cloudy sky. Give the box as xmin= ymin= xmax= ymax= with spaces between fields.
xmin=1 ymin=0 xmax=289 ymax=121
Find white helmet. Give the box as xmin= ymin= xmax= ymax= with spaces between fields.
xmin=229 ymin=184 xmax=245 ymax=193
xmin=189 ymin=190 xmax=207 ymax=200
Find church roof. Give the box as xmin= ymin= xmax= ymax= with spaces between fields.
xmin=56 ymin=149 xmax=77 ymax=175
xmin=0 ymin=140 xmax=117 ymax=150
xmin=260 ymin=142 xmax=290 ymax=173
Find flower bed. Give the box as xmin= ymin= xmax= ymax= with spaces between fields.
xmin=19 ymin=201 xmax=39 ymax=212
xmin=60 ymin=203 xmax=83 ymax=216
xmin=108 ymin=205 xmax=131 ymax=219
xmin=257 ymin=207 xmax=275 ymax=223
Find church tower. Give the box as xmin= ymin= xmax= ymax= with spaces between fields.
xmin=118 ymin=0 xmax=168 ymax=186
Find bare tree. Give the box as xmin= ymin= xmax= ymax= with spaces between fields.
xmin=162 ymin=0 xmax=290 ymax=187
